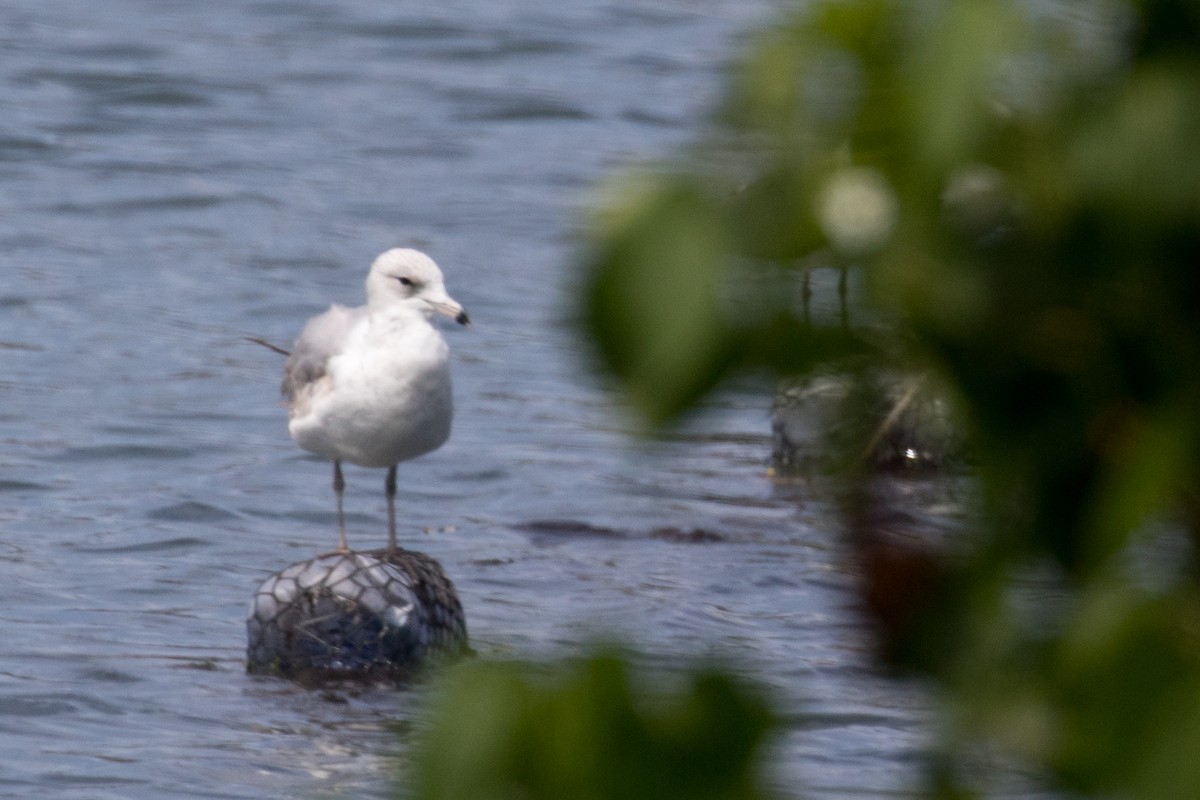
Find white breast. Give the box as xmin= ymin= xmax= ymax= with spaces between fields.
xmin=287 ymin=313 xmax=454 ymax=468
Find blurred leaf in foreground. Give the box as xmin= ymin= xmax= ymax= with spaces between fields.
xmin=410 ymin=650 xmax=779 ymax=800
xmin=581 ymin=180 xmax=741 ymax=426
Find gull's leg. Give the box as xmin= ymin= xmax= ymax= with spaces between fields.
xmin=333 ymin=460 xmax=348 ymax=552
xmin=385 ymin=465 xmax=398 ymax=553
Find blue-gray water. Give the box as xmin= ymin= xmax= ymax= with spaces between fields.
xmin=1 ymin=2 xmax=937 ymax=797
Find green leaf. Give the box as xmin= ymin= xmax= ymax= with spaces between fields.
xmin=1051 ymin=586 xmax=1200 ymax=798
xmin=1069 ymin=65 xmax=1200 ymax=225
xmin=904 ymin=4 xmax=1023 ymax=171
xmin=409 ymin=651 xmax=778 ymax=800
xmin=728 ymin=164 xmax=823 ymax=260
xmin=582 ymin=179 xmax=740 ymax=426
xmin=739 ymin=312 xmax=871 ymax=375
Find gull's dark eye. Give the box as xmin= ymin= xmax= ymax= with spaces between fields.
xmin=397 ymin=276 xmax=415 ymax=287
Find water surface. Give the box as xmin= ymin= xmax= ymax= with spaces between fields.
xmin=0 ymin=1 xmax=941 ymax=797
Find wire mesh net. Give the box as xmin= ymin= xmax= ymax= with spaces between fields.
xmin=246 ymin=547 xmax=468 ymax=683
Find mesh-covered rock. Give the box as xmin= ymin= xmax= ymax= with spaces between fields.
xmin=246 ymin=547 xmax=468 ymax=683
xmin=772 ymin=373 xmax=963 ymax=474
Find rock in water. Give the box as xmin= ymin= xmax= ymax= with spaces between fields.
xmin=246 ymin=548 xmax=468 ymax=683
xmin=771 ymin=373 xmax=963 ymax=475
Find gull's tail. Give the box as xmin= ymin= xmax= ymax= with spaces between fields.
xmin=245 ymin=336 xmax=291 ymax=357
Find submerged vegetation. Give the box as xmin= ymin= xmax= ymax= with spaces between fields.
xmin=408 ymin=2 xmax=1200 ymax=797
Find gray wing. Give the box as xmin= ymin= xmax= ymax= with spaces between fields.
xmin=281 ymin=304 xmax=366 ymax=402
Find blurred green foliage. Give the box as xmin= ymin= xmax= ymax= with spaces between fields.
xmin=409 ymin=650 xmax=777 ymax=800
xmin=573 ymin=0 xmax=1200 ymax=797
xmin=397 ymin=3 xmax=1197 ymax=799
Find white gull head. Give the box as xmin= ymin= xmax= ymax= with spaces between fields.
xmin=365 ymin=248 xmax=470 ymax=326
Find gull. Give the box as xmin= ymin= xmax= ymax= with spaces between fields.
xmin=279 ymin=248 xmax=469 ymax=553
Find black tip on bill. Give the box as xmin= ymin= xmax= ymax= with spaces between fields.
xmin=456 ymin=310 xmax=471 ymax=327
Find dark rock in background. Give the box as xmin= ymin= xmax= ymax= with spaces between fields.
xmin=771 ymin=373 xmax=964 ymax=475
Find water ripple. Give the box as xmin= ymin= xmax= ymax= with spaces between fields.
xmin=146 ymin=501 xmax=239 ymax=523
xmin=51 ymin=445 xmax=198 ymax=461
